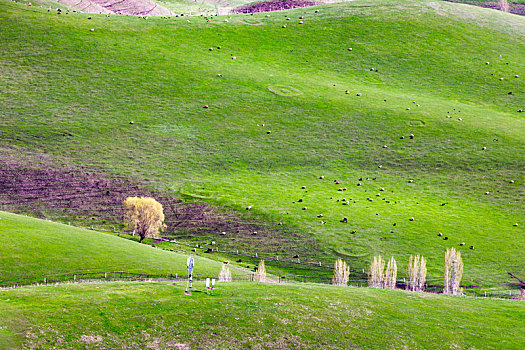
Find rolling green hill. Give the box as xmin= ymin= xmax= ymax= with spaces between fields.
xmin=0 ymin=1 xmax=524 ymax=349
xmin=0 ymin=0 xmax=524 ymax=287
xmin=1 ymin=281 xmax=524 ymax=349
xmin=0 ymin=211 xmax=242 ymax=282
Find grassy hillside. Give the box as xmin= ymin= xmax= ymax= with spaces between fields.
xmin=0 ymin=0 xmax=524 ymax=286
xmin=0 ymin=211 xmax=243 ymax=282
xmin=0 ymin=281 xmax=524 ymax=349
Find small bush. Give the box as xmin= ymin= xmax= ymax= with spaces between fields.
xmin=218 ymin=264 xmax=232 ymax=282
xmin=255 ymin=260 xmax=266 ymax=282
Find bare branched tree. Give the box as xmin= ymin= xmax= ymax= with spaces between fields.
xmin=384 ymin=256 xmax=397 ymax=289
xmin=123 ymin=196 xmax=166 ymax=243
xmin=443 ymin=248 xmax=463 ymax=295
xmin=407 ymin=255 xmax=418 ymax=291
xmin=332 ymin=258 xmax=350 ymax=286
xmin=418 ymin=255 xmax=427 ymax=292
xmin=368 ymin=255 xmax=385 ymax=288
xmin=407 ymin=255 xmax=427 ymax=292
xmin=508 ymin=272 xmax=525 ymax=299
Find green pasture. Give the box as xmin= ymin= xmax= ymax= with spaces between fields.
xmin=0 ymin=211 xmax=245 ymax=282
xmin=0 ymin=0 xmax=523 ymax=285
xmin=0 ymin=281 xmax=524 ymax=349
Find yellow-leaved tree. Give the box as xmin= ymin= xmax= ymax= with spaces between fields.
xmin=123 ymin=196 xmax=166 ymax=243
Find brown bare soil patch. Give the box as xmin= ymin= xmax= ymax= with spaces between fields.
xmin=0 ymin=147 xmax=314 ymax=257
xmin=55 ymin=0 xmax=173 ymax=16
xmin=443 ymin=0 xmax=525 ymax=16
xmin=234 ymin=0 xmax=319 ymax=14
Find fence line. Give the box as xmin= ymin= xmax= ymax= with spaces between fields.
xmin=0 ymin=271 xmax=256 ymax=290
xmin=95 ymin=227 xmax=349 ymax=272
xmin=86 ymin=228 xmax=525 ymax=283
xmin=19 ymin=227 xmax=518 ymax=297
xmin=2 ymin=270 xmax=521 ymax=300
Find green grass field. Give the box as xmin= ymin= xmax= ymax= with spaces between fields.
xmin=0 ymin=211 xmax=247 ymax=283
xmin=1 ymin=281 xmax=524 ymax=349
xmin=0 ymin=0 xmax=524 ymax=348
xmin=1 ymin=0 xmax=524 ymax=286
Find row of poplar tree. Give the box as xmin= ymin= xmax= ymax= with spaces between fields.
xmin=332 ymin=248 xmax=464 ymax=295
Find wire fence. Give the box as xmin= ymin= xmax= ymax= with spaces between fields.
xmin=88 ymin=227 xmax=344 ymax=271
xmin=0 ymin=271 xmax=250 ymax=289
xmin=1 ymin=270 xmax=522 ymax=300
xmin=85 ymin=227 xmax=525 ymax=283
xmin=1 ymin=225 xmax=517 ymax=298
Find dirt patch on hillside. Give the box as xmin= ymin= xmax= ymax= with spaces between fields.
xmin=234 ymin=0 xmax=319 ymax=13
xmin=0 ymin=147 xmax=313 ymax=256
xmin=55 ymin=0 xmax=173 ymax=16
xmin=443 ymin=0 xmax=525 ymax=16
